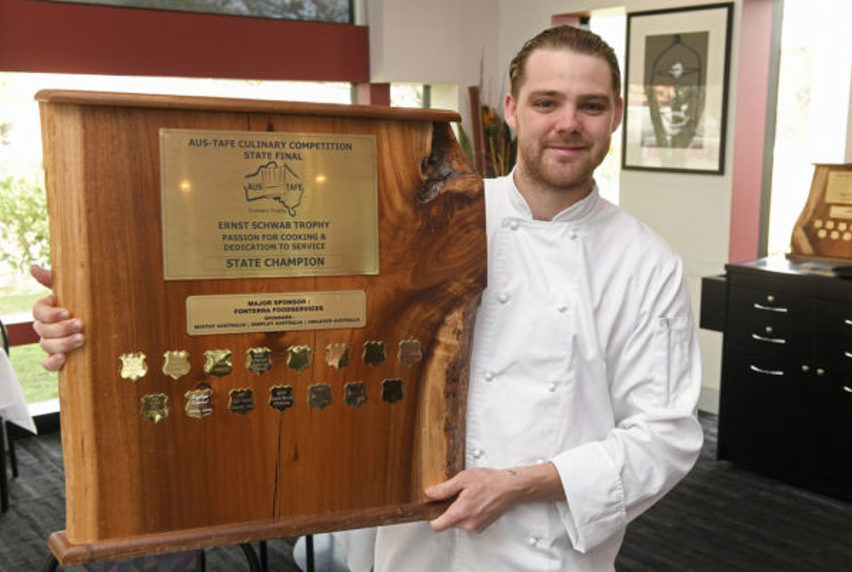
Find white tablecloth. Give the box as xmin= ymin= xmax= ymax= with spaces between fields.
xmin=0 ymin=350 xmax=37 ymax=434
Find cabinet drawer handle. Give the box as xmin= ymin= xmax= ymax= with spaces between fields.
xmin=846 ymin=319 xmax=852 ymax=326
xmin=751 ymin=333 xmax=786 ymax=344
xmin=749 ymin=364 xmax=784 ymax=376
xmin=753 ymin=303 xmax=788 ymax=313
xmin=844 ymin=385 xmax=852 ymax=394
xmin=845 ymin=352 xmax=852 ymax=359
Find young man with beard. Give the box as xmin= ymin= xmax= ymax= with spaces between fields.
xmin=33 ymin=26 xmax=701 ymax=571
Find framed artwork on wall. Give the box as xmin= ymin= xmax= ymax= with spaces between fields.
xmin=622 ymin=3 xmax=734 ymax=174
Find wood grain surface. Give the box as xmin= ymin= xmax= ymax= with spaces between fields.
xmin=789 ymin=163 xmax=852 ymax=261
xmin=37 ymin=90 xmax=485 ymax=565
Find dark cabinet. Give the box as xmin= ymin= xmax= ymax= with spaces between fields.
xmin=717 ymin=257 xmax=852 ymax=501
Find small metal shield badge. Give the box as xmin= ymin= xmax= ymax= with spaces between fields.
xmin=308 ymin=384 xmax=332 ymax=410
xmin=162 ymin=350 xmax=191 ymax=380
xmin=345 ymin=381 xmax=368 ymax=408
xmin=184 ymin=384 xmax=214 ymax=419
xmin=246 ymin=347 xmax=273 ymax=375
xmin=325 ymin=343 xmax=350 ymax=369
xmin=228 ymin=388 xmax=255 ymax=416
xmin=381 ymin=379 xmax=404 ymax=404
xmin=269 ymin=385 xmax=294 ymax=412
xmin=398 ymin=339 xmax=422 ymax=367
xmin=287 ymin=345 xmax=312 ymax=372
xmin=363 ymin=341 xmax=386 ymax=367
xmin=204 ymin=349 xmax=233 ymax=378
xmin=119 ymin=352 xmax=148 ymax=382
xmin=141 ymin=393 xmax=169 ymax=423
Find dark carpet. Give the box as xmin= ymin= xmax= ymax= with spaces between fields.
xmin=1 ymin=412 xmax=851 ymax=571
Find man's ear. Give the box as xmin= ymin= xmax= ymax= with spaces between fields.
xmin=612 ymin=96 xmax=624 ymax=133
xmin=504 ymin=92 xmax=518 ymax=131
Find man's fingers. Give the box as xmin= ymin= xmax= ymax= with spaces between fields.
xmin=39 ymin=332 xmax=84 ymax=356
xmin=33 ymin=317 xmax=83 ymax=341
xmin=429 ymin=502 xmax=465 ymax=532
xmin=30 ymin=264 xmax=53 ymax=289
xmin=425 ymin=475 xmax=463 ymax=501
xmin=32 ymin=295 xmax=68 ymax=323
xmin=42 ymin=353 xmax=67 ymax=372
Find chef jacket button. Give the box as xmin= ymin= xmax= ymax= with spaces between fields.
xmin=527 ymin=536 xmax=539 ymax=547
xmin=472 ymin=448 xmax=484 ymax=459
xmin=557 ymin=304 xmax=567 ymax=313
xmin=569 ymin=230 xmax=578 ymax=240
xmin=547 ymin=382 xmax=557 ymax=392
xmin=510 ymin=220 xmax=520 ymax=230
xmin=498 ymin=293 xmax=510 ymax=304
xmin=484 ymin=371 xmax=495 ymax=382
xmin=535 ymin=458 xmax=547 ymax=464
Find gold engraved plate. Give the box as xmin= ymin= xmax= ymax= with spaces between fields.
xmin=204 ymin=349 xmax=232 ymax=377
xmin=381 ymin=379 xmax=404 ymax=404
xmin=185 ymin=383 xmax=214 ymax=419
xmin=826 ymin=171 xmax=852 ymax=205
xmin=308 ymin=384 xmax=332 ymax=410
xmin=228 ymin=388 xmax=255 ymax=415
xmin=119 ymin=352 xmax=148 ymax=382
xmin=141 ymin=394 xmax=169 ymax=423
xmin=326 ymin=343 xmax=350 ymax=369
xmin=246 ymin=347 xmax=273 ymax=375
xmin=269 ymin=385 xmax=294 ymax=412
xmin=398 ymin=339 xmax=422 ymax=367
xmin=160 ymin=129 xmax=378 ymax=280
xmin=344 ymin=382 xmax=368 ymax=408
xmin=186 ymin=290 xmax=366 ymax=336
xmin=287 ymin=345 xmax=312 ymax=372
xmin=162 ymin=350 xmax=191 ymax=380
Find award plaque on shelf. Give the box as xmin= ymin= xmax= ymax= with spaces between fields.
xmin=789 ymin=163 xmax=852 ymax=262
xmin=37 ymin=90 xmax=485 ymax=565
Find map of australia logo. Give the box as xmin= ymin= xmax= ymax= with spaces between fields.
xmin=244 ymin=161 xmax=303 ymax=216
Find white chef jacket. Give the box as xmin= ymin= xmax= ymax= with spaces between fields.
xmin=373 ymin=174 xmax=703 ymax=571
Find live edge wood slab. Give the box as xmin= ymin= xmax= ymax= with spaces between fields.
xmin=37 ymin=90 xmax=485 ymax=566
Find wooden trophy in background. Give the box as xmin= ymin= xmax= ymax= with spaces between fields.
xmin=37 ymin=90 xmax=485 ymax=565
xmin=789 ymin=163 xmax=852 ymax=262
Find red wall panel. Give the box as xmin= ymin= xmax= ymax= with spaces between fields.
xmin=0 ymin=0 xmax=369 ymax=82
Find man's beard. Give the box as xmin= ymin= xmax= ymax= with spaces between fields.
xmin=519 ymin=135 xmax=609 ymax=191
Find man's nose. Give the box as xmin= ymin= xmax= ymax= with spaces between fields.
xmin=554 ymin=106 xmax=582 ymax=134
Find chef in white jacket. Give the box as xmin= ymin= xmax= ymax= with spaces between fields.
xmin=32 ymin=25 xmax=702 ymax=572
xmin=374 ymin=25 xmax=703 ymax=571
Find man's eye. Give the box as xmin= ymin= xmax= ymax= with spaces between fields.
xmin=534 ymin=100 xmax=555 ymax=109
xmin=582 ymin=103 xmax=607 ymax=113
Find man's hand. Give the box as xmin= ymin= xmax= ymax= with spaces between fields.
xmin=30 ymin=265 xmax=85 ymax=371
xmin=426 ymin=462 xmax=564 ymax=534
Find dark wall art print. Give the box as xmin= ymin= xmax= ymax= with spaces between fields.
xmin=622 ymin=3 xmax=733 ymax=174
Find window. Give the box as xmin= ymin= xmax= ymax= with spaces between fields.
xmin=766 ymin=0 xmax=852 ymax=256
xmin=590 ymin=8 xmax=626 ymax=205
xmin=45 ymin=0 xmax=353 ymax=23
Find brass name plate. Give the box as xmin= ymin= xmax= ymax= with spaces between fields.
xmin=825 ymin=171 xmax=852 ymax=205
xmin=186 ymin=290 xmax=366 ymax=336
xmin=160 ymin=129 xmax=378 ymax=280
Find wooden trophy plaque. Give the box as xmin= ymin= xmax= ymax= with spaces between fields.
xmin=789 ymin=163 xmax=852 ymax=261
xmin=37 ymin=90 xmax=485 ymax=565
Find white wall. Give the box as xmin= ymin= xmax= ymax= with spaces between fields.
xmin=363 ymin=0 xmax=500 ymax=124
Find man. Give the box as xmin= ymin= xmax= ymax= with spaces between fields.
xmin=34 ymin=26 xmax=701 ymax=571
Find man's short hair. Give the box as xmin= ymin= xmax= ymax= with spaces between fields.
xmin=509 ymin=25 xmax=621 ymax=99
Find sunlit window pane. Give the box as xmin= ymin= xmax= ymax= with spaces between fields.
xmin=767 ymin=0 xmax=852 ymax=256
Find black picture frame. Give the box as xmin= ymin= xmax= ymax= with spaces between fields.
xmin=622 ymin=3 xmax=734 ymax=174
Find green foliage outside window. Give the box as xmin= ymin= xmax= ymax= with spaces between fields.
xmin=0 ymin=174 xmax=50 ymax=274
